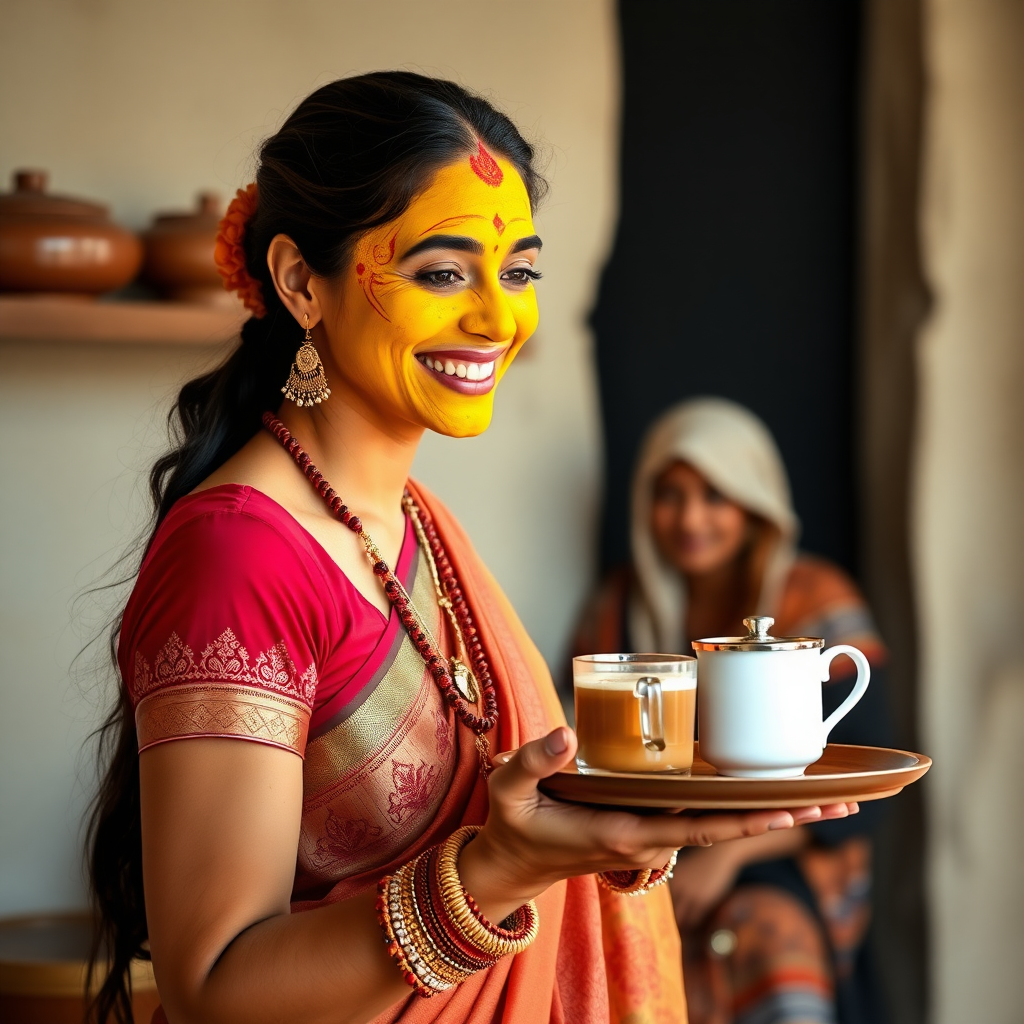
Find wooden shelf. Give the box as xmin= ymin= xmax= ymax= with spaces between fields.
xmin=0 ymin=295 xmax=244 ymax=346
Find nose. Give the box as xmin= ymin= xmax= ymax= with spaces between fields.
xmin=678 ymin=494 xmax=706 ymax=532
xmin=460 ymin=279 xmax=518 ymax=344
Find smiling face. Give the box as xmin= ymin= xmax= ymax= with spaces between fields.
xmin=316 ymin=146 xmax=541 ymax=438
xmin=650 ymin=460 xmax=751 ymax=577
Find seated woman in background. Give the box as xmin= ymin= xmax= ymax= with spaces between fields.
xmin=571 ymin=397 xmax=889 ymax=1024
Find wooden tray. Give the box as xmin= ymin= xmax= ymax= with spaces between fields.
xmin=537 ymin=743 xmax=930 ymax=810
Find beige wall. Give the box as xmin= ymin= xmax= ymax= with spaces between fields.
xmin=917 ymin=1 xmax=1024 ymax=1020
xmin=0 ymin=0 xmax=617 ymax=914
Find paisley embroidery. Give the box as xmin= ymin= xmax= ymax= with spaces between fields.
xmin=132 ymin=628 xmax=317 ymax=707
xmin=386 ymin=759 xmax=438 ymax=824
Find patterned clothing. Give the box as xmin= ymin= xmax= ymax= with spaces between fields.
xmin=122 ymin=482 xmax=688 ymax=1023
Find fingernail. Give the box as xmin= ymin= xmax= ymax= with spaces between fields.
xmin=793 ymin=807 xmax=822 ymax=823
xmin=768 ymin=813 xmax=794 ymax=830
xmin=544 ymin=728 xmax=568 ymax=756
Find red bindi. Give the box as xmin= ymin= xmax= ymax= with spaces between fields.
xmin=469 ymin=141 xmax=503 ymax=187
xmin=356 ymin=263 xmax=365 ymax=275
xmin=492 ymin=213 xmax=506 ymax=236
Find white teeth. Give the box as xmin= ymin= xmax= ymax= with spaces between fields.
xmin=418 ymin=355 xmax=498 ymax=381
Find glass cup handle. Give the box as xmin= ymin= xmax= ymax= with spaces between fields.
xmin=635 ymin=677 xmax=666 ymax=751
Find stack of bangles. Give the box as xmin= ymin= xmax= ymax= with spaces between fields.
xmin=376 ymin=825 xmax=679 ymax=997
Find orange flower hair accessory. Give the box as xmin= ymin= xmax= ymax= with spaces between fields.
xmin=214 ymin=183 xmax=267 ymax=318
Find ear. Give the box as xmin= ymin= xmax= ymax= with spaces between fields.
xmin=266 ymin=234 xmax=323 ymax=328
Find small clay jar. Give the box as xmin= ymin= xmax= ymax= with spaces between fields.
xmin=141 ymin=192 xmax=235 ymax=305
xmin=0 ymin=170 xmax=143 ymax=296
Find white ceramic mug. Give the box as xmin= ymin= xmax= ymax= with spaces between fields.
xmin=692 ymin=616 xmax=870 ymax=778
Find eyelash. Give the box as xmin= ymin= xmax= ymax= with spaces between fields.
xmin=412 ymin=267 xmax=543 ymax=290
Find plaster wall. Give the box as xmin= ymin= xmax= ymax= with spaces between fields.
xmin=0 ymin=0 xmax=616 ymax=915
xmin=917 ymin=1 xmax=1024 ymax=1019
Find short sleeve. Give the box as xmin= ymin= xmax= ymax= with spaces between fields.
xmin=119 ymin=498 xmax=330 ymax=758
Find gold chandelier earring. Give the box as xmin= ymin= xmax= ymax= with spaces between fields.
xmin=282 ymin=313 xmax=331 ymax=407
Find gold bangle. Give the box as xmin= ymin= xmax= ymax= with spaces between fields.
xmin=597 ymin=850 xmax=679 ymax=897
xmin=400 ymin=860 xmax=473 ymax=987
xmin=436 ymin=826 xmax=539 ymax=958
xmin=385 ymin=863 xmax=454 ymax=994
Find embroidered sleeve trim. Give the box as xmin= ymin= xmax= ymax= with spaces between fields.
xmin=135 ymin=684 xmax=311 ymax=756
xmin=131 ymin=628 xmax=317 ymax=707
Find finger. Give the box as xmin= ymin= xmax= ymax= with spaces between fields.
xmin=489 ymin=727 xmax=578 ymax=801
xmin=816 ymin=802 xmax=853 ymax=819
xmin=637 ymin=809 xmax=796 ymax=849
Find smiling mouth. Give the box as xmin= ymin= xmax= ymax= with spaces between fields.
xmin=416 ymin=349 xmax=505 ymax=395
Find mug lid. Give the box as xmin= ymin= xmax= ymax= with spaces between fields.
xmin=691 ymin=616 xmax=824 ymax=652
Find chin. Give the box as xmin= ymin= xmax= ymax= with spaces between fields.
xmin=426 ymin=399 xmax=495 ymax=439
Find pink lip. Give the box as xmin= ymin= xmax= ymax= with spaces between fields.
xmin=416 ymin=348 xmax=507 ymax=396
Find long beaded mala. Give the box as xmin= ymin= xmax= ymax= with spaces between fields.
xmin=262 ymin=412 xmax=499 ymax=772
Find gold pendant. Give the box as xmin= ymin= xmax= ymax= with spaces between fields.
xmin=451 ymin=657 xmax=478 ymax=702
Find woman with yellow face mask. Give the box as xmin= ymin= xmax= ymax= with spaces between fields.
xmin=87 ymin=74 xmax=855 ymax=1024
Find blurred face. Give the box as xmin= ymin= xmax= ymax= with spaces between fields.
xmin=319 ymin=144 xmax=541 ymax=438
xmin=650 ymin=461 xmax=750 ymax=576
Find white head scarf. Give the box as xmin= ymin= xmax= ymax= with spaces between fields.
xmin=627 ymin=397 xmax=800 ymax=653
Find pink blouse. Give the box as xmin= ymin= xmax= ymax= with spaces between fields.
xmin=119 ymin=484 xmax=418 ymax=756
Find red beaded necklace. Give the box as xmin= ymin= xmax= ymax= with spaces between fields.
xmin=262 ymin=412 xmax=499 ymax=746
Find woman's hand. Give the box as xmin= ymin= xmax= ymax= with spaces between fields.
xmin=458 ymin=727 xmax=855 ymax=923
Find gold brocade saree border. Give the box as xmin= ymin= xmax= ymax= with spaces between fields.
xmin=135 ymin=684 xmax=310 ymax=755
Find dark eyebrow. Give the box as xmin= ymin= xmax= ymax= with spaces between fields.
xmin=510 ymin=234 xmax=543 ymax=254
xmin=400 ymin=234 xmax=485 ymax=259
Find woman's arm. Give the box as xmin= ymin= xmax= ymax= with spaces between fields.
xmin=141 ymin=729 xmax=854 ymax=1024
xmin=669 ymin=827 xmax=813 ymax=929
xmin=140 ymin=739 xmax=409 ymax=1024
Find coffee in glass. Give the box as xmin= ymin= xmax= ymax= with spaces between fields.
xmin=573 ymin=653 xmax=697 ymax=774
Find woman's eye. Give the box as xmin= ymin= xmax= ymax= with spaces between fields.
xmin=501 ymin=267 xmax=543 ymax=288
xmin=415 ymin=268 xmax=463 ymax=289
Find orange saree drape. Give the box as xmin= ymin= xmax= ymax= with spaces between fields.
xmin=298 ymin=480 xmax=687 ymax=1024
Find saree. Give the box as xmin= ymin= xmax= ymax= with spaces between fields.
xmin=123 ymin=481 xmax=686 ymax=1024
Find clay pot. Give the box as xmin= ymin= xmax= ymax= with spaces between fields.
xmin=0 ymin=912 xmax=159 ymax=1024
xmin=141 ymin=192 xmax=234 ymax=305
xmin=0 ymin=170 xmax=143 ymax=296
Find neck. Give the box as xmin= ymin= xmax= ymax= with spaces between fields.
xmin=684 ymin=558 xmax=746 ymax=636
xmin=275 ymin=387 xmax=423 ymax=536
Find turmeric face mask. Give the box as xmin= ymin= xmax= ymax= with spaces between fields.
xmin=323 ymin=146 xmax=541 ymax=438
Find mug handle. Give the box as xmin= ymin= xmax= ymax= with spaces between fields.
xmin=820 ymin=645 xmax=871 ymax=746
xmin=635 ymin=677 xmax=666 ymax=751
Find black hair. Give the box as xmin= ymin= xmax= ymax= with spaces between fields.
xmin=86 ymin=70 xmax=546 ymax=1023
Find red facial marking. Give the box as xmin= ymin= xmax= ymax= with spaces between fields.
xmin=373 ymin=233 xmax=397 ymax=265
xmin=469 ymin=141 xmax=503 ymax=187
xmin=357 ymin=232 xmax=398 ymax=321
xmin=492 ymin=213 xmax=506 ymax=236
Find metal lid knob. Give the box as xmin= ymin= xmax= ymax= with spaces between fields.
xmin=743 ymin=616 xmax=776 ymax=641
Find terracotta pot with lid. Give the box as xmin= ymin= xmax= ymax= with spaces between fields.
xmin=0 ymin=170 xmax=143 ymax=296
xmin=141 ymin=192 xmax=236 ymax=305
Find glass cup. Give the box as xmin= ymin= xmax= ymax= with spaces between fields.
xmin=573 ymin=653 xmax=697 ymax=774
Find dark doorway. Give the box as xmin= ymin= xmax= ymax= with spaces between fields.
xmin=592 ymin=0 xmax=862 ymax=575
